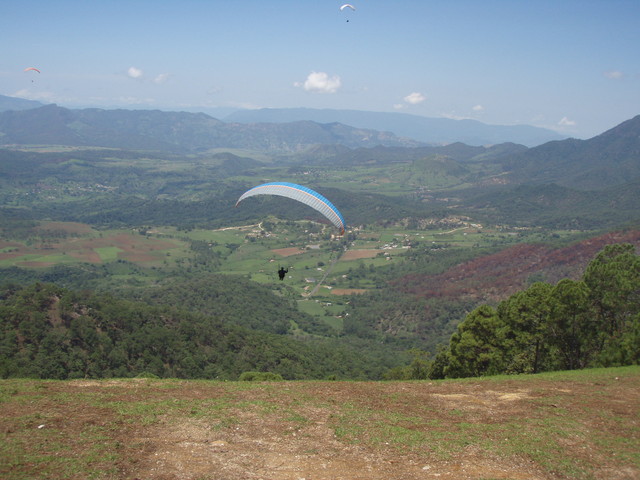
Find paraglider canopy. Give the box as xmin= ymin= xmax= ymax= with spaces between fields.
xmin=340 ymin=4 xmax=355 ymax=22
xmin=24 ymin=67 xmax=41 ymax=73
xmin=236 ymin=182 xmax=346 ymax=235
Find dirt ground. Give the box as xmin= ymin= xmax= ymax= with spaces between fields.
xmin=1 ymin=368 xmax=639 ymax=480
xmin=331 ymin=288 xmax=368 ymax=295
xmin=272 ymin=247 xmax=305 ymax=257
xmin=0 ymin=223 xmax=180 ymax=267
xmin=340 ymin=249 xmax=382 ymax=261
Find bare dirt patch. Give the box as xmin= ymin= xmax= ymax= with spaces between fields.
xmin=36 ymin=221 xmax=95 ymax=235
xmin=331 ymin=288 xmax=367 ymax=295
xmin=272 ymin=247 xmax=305 ymax=257
xmin=341 ymin=249 xmax=382 ymax=261
xmin=1 ymin=368 xmax=639 ymax=480
xmin=88 ymin=233 xmax=179 ymax=261
xmin=0 ymin=231 xmax=181 ymax=266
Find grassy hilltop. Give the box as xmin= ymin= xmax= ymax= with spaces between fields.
xmin=1 ymin=366 xmax=639 ymax=480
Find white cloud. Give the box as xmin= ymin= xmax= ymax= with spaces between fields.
xmin=295 ymin=71 xmax=341 ymax=94
xmin=153 ymin=73 xmax=170 ymax=84
xmin=393 ymin=103 xmax=405 ymax=110
xmin=604 ymin=70 xmax=623 ymax=79
xmin=558 ymin=116 xmax=576 ymax=126
xmin=12 ymin=89 xmax=56 ymax=102
xmin=230 ymin=101 xmax=263 ymax=110
xmin=441 ymin=112 xmax=471 ymax=121
xmin=472 ymin=104 xmax=484 ymax=112
xmin=115 ymin=96 xmax=157 ymax=106
xmin=127 ymin=66 xmax=144 ymax=79
xmin=403 ymin=92 xmax=426 ymax=105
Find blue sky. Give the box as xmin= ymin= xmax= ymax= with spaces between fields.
xmin=2 ymin=0 xmax=638 ymax=139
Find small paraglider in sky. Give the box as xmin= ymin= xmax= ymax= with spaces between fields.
xmin=340 ymin=4 xmax=356 ymax=22
xmin=24 ymin=67 xmax=40 ymax=82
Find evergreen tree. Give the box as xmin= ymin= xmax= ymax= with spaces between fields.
xmin=548 ymin=279 xmax=596 ymax=370
xmin=498 ymin=282 xmax=553 ymax=374
xmin=583 ymin=243 xmax=640 ymax=365
xmin=445 ymin=305 xmax=505 ymax=378
xmin=439 ymin=243 xmax=640 ymax=378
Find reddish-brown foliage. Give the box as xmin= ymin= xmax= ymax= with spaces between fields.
xmin=397 ymin=230 xmax=640 ymax=304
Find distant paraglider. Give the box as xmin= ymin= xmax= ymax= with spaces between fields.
xmin=235 ymin=182 xmax=346 ymax=235
xmin=24 ymin=67 xmax=40 ymax=83
xmin=340 ymin=3 xmax=355 ymax=21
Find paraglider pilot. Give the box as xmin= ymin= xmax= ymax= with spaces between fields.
xmin=278 ymin=267 xmax=288 ymax=281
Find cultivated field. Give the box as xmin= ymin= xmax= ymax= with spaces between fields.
xmin=0 ymin=222 xmax=186 ymax=268
xmin=1 ymin=367 xmax=638 ymax=479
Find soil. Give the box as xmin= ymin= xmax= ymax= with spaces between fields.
xmin=272 ymin=247 xmax=305 ymax=257
xmin=331 ymin=288 xmax=367 ymax=295
xmin=1 ymin=369 xmax=639 ymax=480
xmin=0 ymin=232 xmax=180 ymax=266
xmin=340 ymin=249 xmax=382 ymax=261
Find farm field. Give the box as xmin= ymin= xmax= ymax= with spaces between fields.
xmin=0 ymin=218 xmax=588 ymax=328
xmin=0 ymin=222 xmax=187 ymax=269
xmin=1 ymin=366 xmax=638 ymax=480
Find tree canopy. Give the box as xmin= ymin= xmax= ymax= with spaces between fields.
xmin=431 ymin=244 xmax=640 ymax=379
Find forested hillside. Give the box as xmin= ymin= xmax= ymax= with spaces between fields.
xmin=343 ymin=229 xmax=640 ymax=352
xmin=1 ymin=241 xmax=637 ymax=381
xmin=430 ymin=243 xmax=640 ymax=379
xmin=0 ymin=281 xmax=401 ymax=380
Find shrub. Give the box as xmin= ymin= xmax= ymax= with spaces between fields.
xmin=238 ymin=371 xmax=284 ymax=381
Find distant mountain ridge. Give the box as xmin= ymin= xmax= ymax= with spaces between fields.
xmin=0 ymin=95 xmax=638 ymax=193
xmin=0 ymin=95 xmax=565 ymax=148
xmin=225 ymin=107 xmax=567 ymax=147
xmin=0 ymin=95 xmax=44 ymax=112
xmin=502 ymin=114 xmax=640 ymax=189
xmin=0 ymin=103 xmax=423 ymax=152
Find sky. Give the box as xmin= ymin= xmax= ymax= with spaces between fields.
xmin=2 ymin=0 xmax=639 ymax=139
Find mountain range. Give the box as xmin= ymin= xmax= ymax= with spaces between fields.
xmin=224 ymin=107 xmax=567 ymax=147
xmin=0 ymin=95 xmax=638 ymax=194
xmin=500 ymin=115 xmax=640 ymax=189
xmin=266 ymin=115 xmax=640 ymax=192
xmin=0 ymin=95 xmax=564 ymax=148
xmin=0 ymin=103 xmax=422 ymax=152
xmin=0 ymin=95 xmax=43 ymax=112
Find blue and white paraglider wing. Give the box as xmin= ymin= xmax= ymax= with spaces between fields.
xmin=236 ymin=182 xmax=346 ymax=234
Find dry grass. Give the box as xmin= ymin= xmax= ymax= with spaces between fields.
xmin=1 ymin=367 xmax=639 ymax=479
